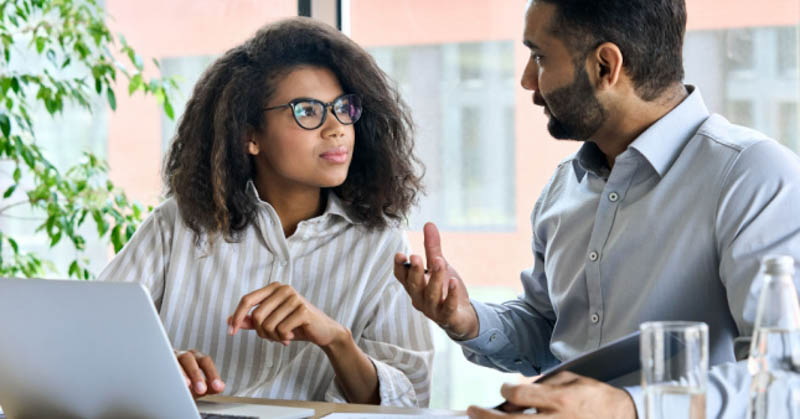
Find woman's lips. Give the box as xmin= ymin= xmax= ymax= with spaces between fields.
xmin=320 ymin=147 xmax=349 ymax=163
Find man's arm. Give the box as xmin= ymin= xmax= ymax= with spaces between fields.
xmin=624 ymin=139 xmax=800 ymax=419
xmin=394 ymin=222 xmax=559 ymax=376
xmin=458 ymin=255 xmax=560 ymax=376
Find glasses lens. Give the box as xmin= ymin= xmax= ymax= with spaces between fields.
xmin=333 ymin=94 xmax=362 ymax=125
xmin=292 ymin=100 xmax=325 ymax=129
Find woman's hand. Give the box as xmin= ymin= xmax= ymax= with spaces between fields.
xmin=228 ymin=282 xmax=347 ymax=348
xmin=175 ymin=349 xmax=225 ymax=398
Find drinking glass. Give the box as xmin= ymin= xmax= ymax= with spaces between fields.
xmin=641 ymin=321 xmax=709 ymax=419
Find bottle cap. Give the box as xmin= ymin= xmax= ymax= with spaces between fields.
xmin=763 ymin=255 xmax=795 ymax=276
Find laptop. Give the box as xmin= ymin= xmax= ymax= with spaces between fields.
xmin=0 ymin=278 xmax=314 ymax=419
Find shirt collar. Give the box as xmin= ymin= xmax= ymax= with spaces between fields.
xmin=627 ymin=85 xmax=709 ymax=177
xmin=245 ymin=180 xmax=357 ymax=225
xmin=571 ymin=85 xmax=709 ymax=180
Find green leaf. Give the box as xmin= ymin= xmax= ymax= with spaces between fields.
xmin=0 ymin=78 xmax=11 ymax=95
xmin=2 ymin=184 xmax=15 ymax=198
xmin=8 ymin=238 xmax=18 ymax=254
xmin=111 ymin=224 xmax=122 ymax=253
xmin=50 ymin=231 xmax=62 ymax=247
xmin=0 ymin=113 xmax=9 ymax=137
xmin=128 ymin=73 xmax=142 ymax=95
xmin=163 ymin=96 xmax=174 ymax=120
xmin=12 ymin=167 xmax=20 ymax=182
xmin=35 ymin=36 xmax=45 ymax=54
xmin=68 ymin=260 xmax=79 ymax=277
xmin=92 ymin=209 xmax=108 ymax=236
xmin=106 ymin=87 xmax=116 ymax=110
xmin=125 ymin=224 xmax=136 ymax=240
xmin=45 ymin=216 xmax=55 ymax=234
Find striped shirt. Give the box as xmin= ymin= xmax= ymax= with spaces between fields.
xmin=98 ymin=183 xmax=434 ymax=407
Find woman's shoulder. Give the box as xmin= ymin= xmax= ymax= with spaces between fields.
xmin=136 ymin=197 xmax=185 ymax=236
xmin=350 ymin=222 xmax=410 ymax=254
xmin=150 ymin=196 xmax=180 ymax=223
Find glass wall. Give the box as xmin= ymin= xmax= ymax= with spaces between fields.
xmin=347 ymin=0 xmax=800 ymax=409
xmin=8 ymin=0 xmax=799 ymax=411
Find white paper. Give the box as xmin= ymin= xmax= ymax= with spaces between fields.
xmin=323 ymin=414 xmax=467 ymax=418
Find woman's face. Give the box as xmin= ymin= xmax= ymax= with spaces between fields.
xmin=249 ymin=66 xmax=355 ymax=195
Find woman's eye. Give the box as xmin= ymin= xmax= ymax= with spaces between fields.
xmin=295 ymin=104 xmax=318 ymax=117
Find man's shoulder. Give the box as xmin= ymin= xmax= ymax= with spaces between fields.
xmin=695 ymin=114 xmax=774 ymax=153
xmin=694 ymin=113 xmax=800 ymax=180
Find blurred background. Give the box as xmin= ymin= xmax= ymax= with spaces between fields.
xmin=2 ymin=0 xmax=799 ymax=410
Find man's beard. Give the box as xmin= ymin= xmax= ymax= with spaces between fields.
xmin=541 ymin=65 xmax=606 ymax=141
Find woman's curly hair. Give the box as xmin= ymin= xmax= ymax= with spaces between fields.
xmin=163 ymin=17 xmax=423 ymax=243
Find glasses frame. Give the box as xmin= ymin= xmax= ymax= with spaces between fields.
xmin=263 ymin=93 xmax=362 ymax=131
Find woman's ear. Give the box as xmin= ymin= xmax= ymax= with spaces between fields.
xmin=247 ymin=138 xmax=259 ymax=155
xmin=590 ymin=42 xmax=623 ymax=91
xmin=245 ymin=128 xmax=260 ymax=156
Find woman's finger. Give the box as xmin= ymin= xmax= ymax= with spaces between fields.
xmin=196 ymin=352 xmax=225 ymax=394
xmin=260 ymin=295 xmax=303 ymax=342
xmin=177 ymin=351 xmax=207 ymax=396
xmin=229 ymin=282 xmax=281 ymax=335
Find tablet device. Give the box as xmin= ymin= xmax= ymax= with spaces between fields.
xmin=495 ymin=331 xmax=641 ymax=413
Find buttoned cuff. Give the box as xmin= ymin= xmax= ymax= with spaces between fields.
xmin=456 ymin=299 xmax=511 ymax=355
xmin=372 ymin=357 xmax=417 ymax=407
xmin=322 ymin=357 xmax=417 ymax=407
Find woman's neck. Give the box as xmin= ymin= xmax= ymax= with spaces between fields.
xmin=254 ymin=179 xmax=325 ymax=238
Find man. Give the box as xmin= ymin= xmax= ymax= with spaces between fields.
xmin=394 ymin=0 xmax=800 ymax=418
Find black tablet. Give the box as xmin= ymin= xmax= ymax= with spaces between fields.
xmin=495 ymin=331 xmax=641 ymax=413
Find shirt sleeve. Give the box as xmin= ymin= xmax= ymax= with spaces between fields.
xmin=96 ymin=203 xmax=174 ymax=310
xmin=625 ymin=139 xmax=800 ymax=419
xmin=323 ymin=231 xmax=435 ymax=407
xmin=456 ymin=195 xmax=560 ymax=376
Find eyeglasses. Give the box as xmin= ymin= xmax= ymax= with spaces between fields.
xmin=263 ymin=93 xmax=362 ymax=130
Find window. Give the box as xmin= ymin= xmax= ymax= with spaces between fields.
xmin=369 ymin=42 xmax=516 ymax=230
xmin=685 ymin=26 xmax=799 ymax=151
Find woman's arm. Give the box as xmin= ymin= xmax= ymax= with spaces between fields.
xmin=320 ymin=327 xmax=380 ymax=404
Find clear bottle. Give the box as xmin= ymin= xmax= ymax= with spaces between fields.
xmin=747 ymin=255 xmax=800 ymax=418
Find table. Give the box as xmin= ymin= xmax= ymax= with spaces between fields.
xmin=204 ymin=395 xmax=467 ymax=418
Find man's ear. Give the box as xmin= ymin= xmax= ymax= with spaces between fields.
xmin=589 ymin=42 xmax=623 ymax=91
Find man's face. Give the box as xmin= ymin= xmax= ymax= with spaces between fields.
xmin=521 ymin=1 xmax=606 ymax=141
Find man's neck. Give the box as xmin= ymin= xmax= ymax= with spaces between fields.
xmin=592 ymin=84 xmax=688 ymax=168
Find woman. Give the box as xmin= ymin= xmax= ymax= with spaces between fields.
xmin=98 ymin=17 xmax=433 ymax=407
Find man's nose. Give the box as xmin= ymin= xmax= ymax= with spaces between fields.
xmin=520 ymin=58 xmax=538 ymax=91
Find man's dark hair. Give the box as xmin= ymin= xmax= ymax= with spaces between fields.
xmin=538 ymin=0 xmax=686 ymax=101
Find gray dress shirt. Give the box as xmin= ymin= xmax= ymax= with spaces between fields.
xmin=458 ymin=87 xmax=800 ymax=418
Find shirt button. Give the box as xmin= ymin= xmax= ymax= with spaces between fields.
xmin=588 ymin=251 xmax=599 ymax=262
xmin=489 ymin=333 xmax=497 ymax=342
xmin=608 ymin=192 xmax=619 ymax=202
xmin=591 ymin=313 xmax=600 ymax=324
